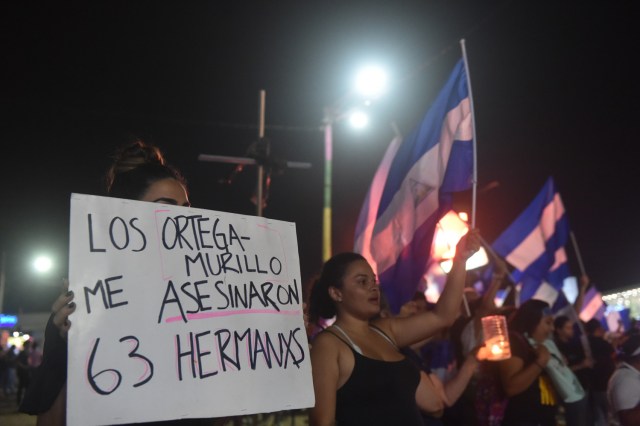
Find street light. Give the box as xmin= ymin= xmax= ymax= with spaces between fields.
xmin=0 ymin=251 xmax=56 ymax=314
xmin=33 ymin=255 xmax=53 ymax=274
xmin=354 ymin=65 xmax=388 ymax=99
xmin=322 ymin=65 xmax=388 ymax=262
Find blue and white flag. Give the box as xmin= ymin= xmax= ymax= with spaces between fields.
xmin=353 ymin=59 xmax=474 ymax=313
xmin=492 ymin=177 xmax=571 ymax=304
xmin=605 ymin=307 xmax=630 ymax=332
xmin=580 ymin=286 xmax=605 ymax=322
xmin=353 ymin=135 xmax=402 ymax=275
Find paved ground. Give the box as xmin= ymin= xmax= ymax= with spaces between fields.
xmin=0 ymin=395 xmax=308 ymax=426
xmin=0 ymin=394 xmax=37 ymax=426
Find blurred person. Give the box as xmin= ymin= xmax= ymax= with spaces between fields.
xmin=28 ymin=340 xmax=43 ymax=370
xmin=553 ymin=315 xmax=593 ymax=390
xmin=625 ymin=317 xmax=640 ymax=336
xmin=2 ymin=344 xmax=17 ymax=397
xmin=307 ymin=231 xmax=480 ymax=426
xmin=607 ymin=334 xmax=640 ymax=426
xmin=473 ymin=303 xmax=517 ymax=426
xmin=552 ymin=315 xmax=593 ymax=426
xmin=552 ymin=274 xmax=593 ymax=390
xmin=16 ymin=340 xmax=32 ymax=406
xmin=498 ymin=299 xmax=558 ymax=426
xmin=585 ymin=318 xmax=616 ymax=426
xmin=446 ymin=255 xmax=516 ymax=426
xmin=541 ymin=328 xmax=589 ymax=426
xmin=19 ymin=140 xmax=228 ymax=426
xmin=396 ymin=294 xmax=481 ymax=426
xmin=0 ymin=345 xmax=8 ymax=399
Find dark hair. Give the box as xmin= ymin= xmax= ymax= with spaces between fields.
xmin=619 ymin=334 xmax=640 ymax=362
xmin=307 ymin=252 xmax=366 ymax=322
xmin=105 ymin=140 xmax=187 ymax=200
xmin=585 ymin=318 xmax=603 ymax=335
xmin=553 ymin=315 xmax=571 ymax=332
xmin=508 ymin=299 xmax=551 ymax=336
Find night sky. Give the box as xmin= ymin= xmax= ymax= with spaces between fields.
xmin=1 ymin=1 xmax=636 ymax=314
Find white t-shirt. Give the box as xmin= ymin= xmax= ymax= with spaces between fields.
xmin=607 ymin=362 xmax=640 ymax=426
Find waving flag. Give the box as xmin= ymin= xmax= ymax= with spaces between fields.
xmin=492 ymin=177 xmax=571 ymax=304
xmin=580 ymin=286 xmax=605 ymax=322
xmin=353 ymin=135 xmax=402 ymax=275
xmin=354 ymin=59 xmax=474 ymax=313
xmin=604 ymin=307 xmax=630 ymax=332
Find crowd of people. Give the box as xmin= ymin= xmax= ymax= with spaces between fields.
xmin=0 ymin=339 xmax=42 ymax=406
xmin=305 ymin=259 xmax=640 ymax=426
xmin=9 ymin=139 xmax=640 ymax=425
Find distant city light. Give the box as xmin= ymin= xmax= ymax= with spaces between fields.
xmin=602 ymin=287 xmax=640 ymax=319
xmin=0 ymin=314 xmax=17 ymax=327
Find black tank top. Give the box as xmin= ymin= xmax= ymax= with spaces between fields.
xmin=326 ymin=327 xmax=425 ymax=426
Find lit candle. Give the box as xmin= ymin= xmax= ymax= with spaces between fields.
xmin=481 ymin=315 xmax=511 ymax=361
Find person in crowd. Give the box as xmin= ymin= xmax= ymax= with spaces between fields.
xmin=28 ymin=340 xmax=43 ymax=370
xmin=498 ymin=299 xmax=558 ymax=426
xmin=2 ymin=345 xmax=17 ymax=397
xmin=552 ymin=274 xmax=593 ymax=389
xmin=393 ymin=294 xmax=481 ymax=426
xmin=553 ymin=315 xmax=593 ymax=390
xmin=540 ymin=323 xmax=590 ymax=426
xmin=15 ymin=340 xmax=33 ymax=406
xmin=0 ymin=345 xmax=9 ymax=399
xmin=607 ymin=334 xmax=640 ymax=426
xmin=553 ymin=275 xmax=592 ymax=423
xmin=307 ymin=230 xmax=480 ymax=426
xmin=19 ymin=140 xmax=227 ymax=426
xmin=447 ymin=253 xmax=515 ymax=426
xmin=585 ymin=318 xmax=616 ymax=426
xmin=626 ymin=318 xmax=640 ymax=336
xmin=376 ymin=293 xmax=448 ymax=422
xmin=473 ymin=303 xmax=517 ymax=426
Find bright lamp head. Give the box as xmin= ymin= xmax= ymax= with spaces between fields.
xmin=348 ymin=110 xmax=369 ymax=129
xmin=33 ymin=255 xmax=53 ymax=273
xmin=355 ymin=66 xmax=388 ymax=99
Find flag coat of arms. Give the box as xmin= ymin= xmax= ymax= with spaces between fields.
xmin=354 ymin=59 xmax=474 ymax=313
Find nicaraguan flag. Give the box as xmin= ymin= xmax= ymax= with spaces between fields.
xmin=492 ymin=177 xmax=571 ymax=304
xmin=579 ymin=286 xmax=605 ymax=322
xmin=604 ymin=307 xmax=630 ymax=332
xmin=353 ymin=59 xmax=474 ymax=313
xmin=528 ymin=276 xmax=581 ymax=314
xmin=353 ymin=135 xmax=402 ymax=275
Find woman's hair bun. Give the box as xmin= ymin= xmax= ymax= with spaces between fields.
xmin=106 ymin=140 xmax=165 ymax=193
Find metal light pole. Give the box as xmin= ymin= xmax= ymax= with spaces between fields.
xmin=256 ymin=90 xmax=266 ymax=217
xmin=321 ymin=65 xmax=388 ymax=262
xmin=322 ymin=110 xmax=333 ymax=262
xmin=0 ymin=251 xmax=5 ymax=313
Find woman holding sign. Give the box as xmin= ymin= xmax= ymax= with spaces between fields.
xmin=20 ymin=141 xmax=225 ymax=425
xmin=307 ymin=230 xmax=479 ymax=426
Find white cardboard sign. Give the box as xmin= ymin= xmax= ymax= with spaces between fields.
xmin=67 ymin=194 xmax=314 ymax=425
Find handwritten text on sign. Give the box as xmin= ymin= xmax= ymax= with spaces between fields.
xmin=67 ymin=194 xmax=314 ymax=426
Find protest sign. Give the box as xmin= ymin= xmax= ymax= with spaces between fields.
xmin=67 ymin=194 xmax=314 ymax=425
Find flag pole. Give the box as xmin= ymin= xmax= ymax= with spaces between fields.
xmin=569 ymin=231 xmax=587 ymax=276
xmin=568 ymin=231 xmax=592 ymax=357
xmin=256 ymin=90 xmax=266 ymax=217
xmin=478 ymin=235 xmax=516 ymax=285
xmin=460 ymin=39 xmax=478 ymax=229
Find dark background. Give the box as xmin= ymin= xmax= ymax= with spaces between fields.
xmin=0 ymin=1 xmax=636 ymax=314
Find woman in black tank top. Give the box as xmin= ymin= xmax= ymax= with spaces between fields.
xmin=307 ymin=231 xmax=479 ymax=426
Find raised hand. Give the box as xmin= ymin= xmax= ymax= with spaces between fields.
xmin=51 ymin=278 xmax=76 ymax=340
